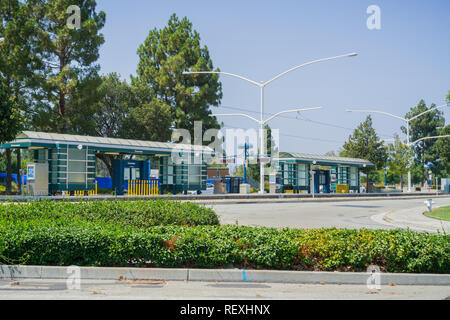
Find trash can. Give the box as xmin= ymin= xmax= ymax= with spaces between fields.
xmin=222 ymin=177 xmax=232 ymax=194
xmin=231 ymin=177 xmax=243 ymax=193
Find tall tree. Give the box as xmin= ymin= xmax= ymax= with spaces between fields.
xmin=435 ymin=125 xmax=450 ymax=177
xmin=134 ymin=14 xmax=222 ymax=140
xmin=1 ymin=0 xmax=42 ymax=194
xmin=31 ymin=0 xmax=105 ymax=134
xmin=386 ymin=134 xmax=413 ymax=189
xmin=89 ymin=73 xmax=172 ymax=176
xmin=401 ymin=100 xmax=445 ymax=183
xmin=128 ymin=80 xmax=173 ymax=142
xmin=340 ymin=116 xmax=386 ymax=192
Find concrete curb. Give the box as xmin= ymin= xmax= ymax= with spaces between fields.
xmin=1 ymin=265 xmax=449 ymax=286
xmin=1 ymin=194 xmax=449 ymax=206
xmin=1 ymin=193 xmax=449 ymax=203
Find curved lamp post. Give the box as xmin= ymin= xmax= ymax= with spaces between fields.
xmin=184 ymin=53 xmax=358 ymax=193
xmin=346 ymin=104 xmax=449 ymax=192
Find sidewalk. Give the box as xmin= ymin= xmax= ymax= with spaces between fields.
xmin=371 ymin=204 xmax=450 ymax=233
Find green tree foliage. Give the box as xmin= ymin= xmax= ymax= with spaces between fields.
xmin=402 ymin=100 xmax=444 ymax=163
xmin=0 ymin=84 xmax=21 ymax=144
xmin=31 ymin=0 xmax=105 ymax=133
xmin=435 ymin=125 xmax=450 ymax=176
xmin=89 ymin=73 xmax=173 ymax=176
xmin=386 ymin=134 xmax=413 ymax=188
xmin=340 ymin=116 xmax=386 ymax=190
xmin=129 ymin=81 xmax=173 ymax=142
xmin=1 ymin=1 xmax=42 ymax=193
xmin=90 ymin=73 xmax=134 ymax=139
xmin=401 ymin=100 xmax=445 ymax=182
xmin=134 ymin=14 xmax=222 ymax=139
xmin=0 ymin=0 xmax=41 ymax=141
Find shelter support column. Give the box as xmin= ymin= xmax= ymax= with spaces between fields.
xmin=17 ymin=149 xmax=21 ymax=194
xmin=5 ymin=149 xmax=12 ymax=194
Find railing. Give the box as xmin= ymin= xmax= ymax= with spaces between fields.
xmin=71 ymin=181 xmax=98 ymax=196
xmin=127 ymin=180 xmax=159 ymax=196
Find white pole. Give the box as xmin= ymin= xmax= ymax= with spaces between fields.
xmin=407 ymin=121 xmax=412 ymax=193
xmin=260 ymin=86 xmax=265 ymax=194
xmin=346 ymin=105 xmax=449 ymax=193
xmin=184 ymin=53 xmax=357 ymax=195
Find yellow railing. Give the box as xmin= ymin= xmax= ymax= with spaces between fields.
xmin=127 ymin=180 xmax=159 ymax=196
xmin=336 ymin=184 xmax=349 ymax=194
xmin=72 ymin=181 xmax=98 ymax=196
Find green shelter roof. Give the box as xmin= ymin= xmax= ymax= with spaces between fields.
xmin=2 ymin=131 xmax=214 ymax=155
xmin=276 ymin=152 xmax=374 ymax=167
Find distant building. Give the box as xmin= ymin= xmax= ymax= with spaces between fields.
xmin=207 ymin=167 xmax=230 ymax=178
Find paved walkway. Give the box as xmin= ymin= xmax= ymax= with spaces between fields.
xmin=371 ymin=204 xmax=450 ymax=233
xmin=0 ymin=279 xmax=448 ymax=300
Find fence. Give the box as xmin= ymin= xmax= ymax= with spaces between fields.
xmin=71 ymin=181 xmax=98 ymax=196
xmin=127 ymin=180 xmax=159 ymax=196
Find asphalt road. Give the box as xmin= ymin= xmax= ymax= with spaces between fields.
xmin=0 ymin=279 xmax=448 ymax=300
xmin=208 ymin=197 xmax=450 ymax=229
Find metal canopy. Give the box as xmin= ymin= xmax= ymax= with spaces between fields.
xmin=275 ymin=152 xmax=374 ymax=167
xmin=1 ymin=131 xmax=214 ymax=155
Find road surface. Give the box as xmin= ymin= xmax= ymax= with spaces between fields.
xmin=207 ymin=197 xmax=450 ymax=230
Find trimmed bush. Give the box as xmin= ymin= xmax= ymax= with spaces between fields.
xmin=0 ymin=216 xmax=448 ymax=273
xmin=0 ymin=200 xmax=220 ymax=228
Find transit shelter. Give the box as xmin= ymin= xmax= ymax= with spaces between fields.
xmin=0 ymin=131 xmax=213 ymax=196
xmin=274 ymin=152 xmax=374 ymax=194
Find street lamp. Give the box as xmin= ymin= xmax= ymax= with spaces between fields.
xmin=185 ymin=52 xmax=357 ymax=194
xmin=346 ymin=104 xmax=449 ymax=193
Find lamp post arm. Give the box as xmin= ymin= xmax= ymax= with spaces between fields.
xmin=345 ymin=109 xmax=407 ymax=122
xmin=411 ymin=135 xmax=450 ymax=146
xmin=211 ymin=113 xmax=262 ymax=124
xmin=407 ymin=104 xmax=449 ymax=122
xmin=263 ymin=107 xmax=323 ymax=124
xmin=263 ymin=53 xmax=357 ymax=86
xmin=183 ymin=71 xmax=261 ymax=87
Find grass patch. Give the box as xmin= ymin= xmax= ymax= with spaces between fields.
xmin=425 ymin=206 xmax=450 ymax=221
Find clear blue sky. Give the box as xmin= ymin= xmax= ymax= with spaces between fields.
xmin=97 ymin=0 xmax=450 ymax=155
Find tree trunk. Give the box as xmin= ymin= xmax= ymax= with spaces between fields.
xmin=96 ymin=153 xmax=114 ymax=178
xmin=366 ymin=175 xmax=369 ymax=193
xmin=17 ymin=149 xmax=21 ymax=195
xmin=6 ymin=149 xmax=12 ymax=194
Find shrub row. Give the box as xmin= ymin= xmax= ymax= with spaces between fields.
xmin=0 ymin=200 xmax=220 ymax=228
xmin=0 ymin=220 xmax=448 ymax=273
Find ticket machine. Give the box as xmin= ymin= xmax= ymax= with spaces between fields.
xmin=26 ymin=162 xmax=49 ymax=196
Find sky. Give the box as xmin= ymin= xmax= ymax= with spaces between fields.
xmin=96 ymin=0 xmax=450 ymax=156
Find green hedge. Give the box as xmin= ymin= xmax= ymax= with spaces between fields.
xmin=0 ymin=220 xmax=448 ymax=273
xmin=0 ymin=200 xmax=220 ymax=228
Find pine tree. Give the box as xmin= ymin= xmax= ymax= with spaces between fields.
xmin=134 ymin=14 xmax=222 ymax=140
xmin=31 ymin=0 xmax=105 ymax=133
xmin=341 ymin=116 xmax=386 ymax=191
